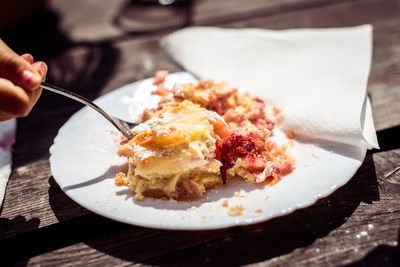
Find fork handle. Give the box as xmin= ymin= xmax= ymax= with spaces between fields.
xmin=41 ymin=82 xmax=135 ymax=139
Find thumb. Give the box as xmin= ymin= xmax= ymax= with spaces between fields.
xmin=0 ymin=39 xmax=42 ymax=91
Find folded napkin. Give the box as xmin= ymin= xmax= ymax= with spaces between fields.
xmin=0 ymin=119 xmax=16 ymax=206
xmin=161 ymin=25 xmax=379 ymax=150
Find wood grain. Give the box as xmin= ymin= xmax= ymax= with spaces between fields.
xmin=7 ymin=153 xmax=400 ymax=266
xmin=4 ymin=0 xmax=399 ymax=131
xmin=1 ymin=0 xmax=400 ymax=265
xmin=49 ymin=0 xmax=348 ymax=42
xmin=1 ymin=0 xmax=400 ymax=238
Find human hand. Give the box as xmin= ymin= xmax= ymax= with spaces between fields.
xmin=0 ymin=39 xmax=47 ymax=121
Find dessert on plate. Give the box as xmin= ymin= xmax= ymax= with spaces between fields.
xmin=117 ymin=71 xmax=294 ymax=201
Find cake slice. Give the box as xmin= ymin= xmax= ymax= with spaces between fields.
xmin=116 ymin=72 xmax=295 ymax=201
xmin=118 ymin=100 xmax=230 ymax=200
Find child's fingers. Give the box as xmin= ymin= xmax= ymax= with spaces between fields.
xmin=0 ymin=40 xmax=42 ymax=91
xmin=32 ymin=61 xmax=48 ymax=82
xmin=0 ymin=78 xmax=34 ymax=119
xmin=21 ymin=53 xmax=34 ymax=64
xmin=21 ymin=55 xmax=48 ymax=83
xmin=28 ymin=86 xmax=42 ymax=109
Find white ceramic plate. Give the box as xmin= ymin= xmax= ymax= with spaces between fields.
xmin=49 ymin=72 xmax=366 ymax=230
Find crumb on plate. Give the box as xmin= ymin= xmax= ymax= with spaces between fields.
xmin=287 ymin=140 xmax=295 ymax=148
xmin=273 ymin=106 xmax=282 ymax=115
xmin=228 ymin=205 xmax=245 ymax=216
xmin=234 ymin=193 xmax=246 ymax=198
xmin=115 ymin=172 xmax=129 ymax=186
xmin=286 ymin=130 xmax=295 ymax=139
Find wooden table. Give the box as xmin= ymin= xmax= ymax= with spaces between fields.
xmin=1 ymin=0 xmax=399 ymax=265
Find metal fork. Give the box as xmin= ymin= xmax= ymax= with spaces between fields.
xmin=41 ymin=82 xmax=138 ymax=140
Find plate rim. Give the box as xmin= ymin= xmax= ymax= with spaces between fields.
xmin=49 ymin=72 xmax=367 ymax=230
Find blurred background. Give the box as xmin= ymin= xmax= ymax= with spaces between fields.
xmin=1 ymin=0 xmax=399 ymax=130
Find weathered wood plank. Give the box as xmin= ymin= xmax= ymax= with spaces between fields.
xmin=0 ymin=37 xmax=184 ymax=239
xmin=1 ymin=0 xmax=399 ymax=266
xmin=10 ymin=201 xmax=400 ymax=266
xmin=49 ymin=0 xmax=350 ymax=42
xmin=373 ymin=149 xmax=400 ymax=199
xmin=50 ymin=0 xmax=400 ymax=131
xmin=192 ymin=0 xmax=353 ymax=25
xmin=0 ymin=123 xmax=90 ymax=239
xmin=2 ymin=0 xmax=400 ymax=241
xmin=5 ymin=0 xmax=399 ymax=131
xmin=0 ymin=151 xmax=392 ymax=265
xmin=10 ymin=152 xmax=400 ymax=266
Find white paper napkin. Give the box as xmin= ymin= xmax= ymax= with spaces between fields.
xmin=161 ymin=25 xmax=379 ymax=150
xmin=0 ymin=119 xmax=16 ymax=206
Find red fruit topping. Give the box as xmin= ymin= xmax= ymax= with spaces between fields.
xmin=216 ymin=134 xmax=258 ymax=184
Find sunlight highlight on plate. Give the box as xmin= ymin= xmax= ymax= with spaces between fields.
xmin=49 ymin=72 xmax=366 ymax=230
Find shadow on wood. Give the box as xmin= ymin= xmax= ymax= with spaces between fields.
xmin=0 ymin=216 xmax=40 ymax=240
xmin=72 ymin=154 xmax=379 ymax=265
xmin=11 ymin=40 xmax=120 ymax=170
xmin=1 ymin=9 xmax=72 ymax=58
xmin=347 ymin=229 xmax=400 ymax=266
